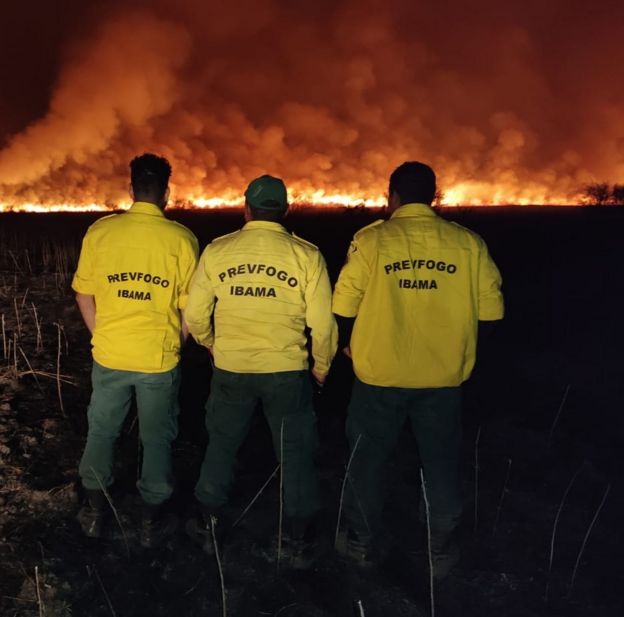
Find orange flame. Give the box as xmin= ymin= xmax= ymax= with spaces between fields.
xmin=0 ymin=184 xmax=580 ymax=213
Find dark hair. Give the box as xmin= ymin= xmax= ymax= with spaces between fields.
xmin=247 ymin=201 xmax=287 ymax=222
xmin=130 ymin=153 xmax=172 ymax=204
xmin=389 ymin=162 xmax=436 ymax=205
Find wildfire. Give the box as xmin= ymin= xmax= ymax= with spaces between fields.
xmin=2 ymin=5 xmax=616 ymax=215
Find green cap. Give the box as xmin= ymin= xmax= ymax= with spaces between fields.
xmin=244 ymin=175 xmax=288 ymax=210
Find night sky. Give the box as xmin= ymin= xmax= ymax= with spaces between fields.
xmin=1 ymin=0 xmax=623 ymax=206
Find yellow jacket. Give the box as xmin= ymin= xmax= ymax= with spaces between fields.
xmin=185 ymin=220 xmax=337 ymax=375
xmin=72 ymin=202 xmax=199 ymax=373
xmin=333 ymin=203 xmax=504 ymax=388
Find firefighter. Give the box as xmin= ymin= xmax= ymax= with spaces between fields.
xmin=184 ymin=174 xmax=337 ymax=568
xmin=72 ymin=153 xmax=199 ymax=547
xmin=333 ymin=161 xmax=504 ymax=577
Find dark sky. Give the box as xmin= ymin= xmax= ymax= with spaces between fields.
xmin=1 ymin=0 xmax=623 ymax=205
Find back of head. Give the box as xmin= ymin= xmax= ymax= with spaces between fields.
xmin=130 ymin=153 xmax=172 ymax=206
xmin=389 ymin=161 xmax=436 ymax=206
xmin=244 ymin=174 xmax=288 ymax=222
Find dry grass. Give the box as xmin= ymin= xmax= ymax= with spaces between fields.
xmin=277 ymin=417 xmax=285 ymax=569
xmin=568 ymin=482 xmax=611 ymax=598
xmin=334 ymin=433 xmax=362 ymax=547
xmin=211 ymin=515 xmax=227 ymax=617
xmin=420 ymin=468 xmax=435 ymax=617
xmin=89 ymin=466 xmax=130 ymax=561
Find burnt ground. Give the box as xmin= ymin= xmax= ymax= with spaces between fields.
xmin=0 ymin=207 xmax=623 ymax=617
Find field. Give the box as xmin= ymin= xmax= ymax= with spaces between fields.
xmin=0 ymin=206 xmax=622 ymax=617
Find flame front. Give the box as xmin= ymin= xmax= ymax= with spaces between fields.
xmin=0 ymin=184 xmax=578 ymax=213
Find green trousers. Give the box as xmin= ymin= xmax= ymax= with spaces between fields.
xmin=344 ymin=377 xmax=462 ymax=540
xmin=195 ymin=368 xmax=320 ymax=519
xmin=79 ymin=361 xmax=180 ymax=505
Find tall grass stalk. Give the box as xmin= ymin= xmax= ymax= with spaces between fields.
xmin=1 ymin=314 xmax=6 ymax=359
xmin=420 ymin=468 xmax=435 ymax=617
xmin=335 ymin=433 xmax=362 ymax=547
xmin=18 ymin=347 xmax=43 ymax=393
xmin=137 ymin=432 xmax=142 ymax=482
xmin=548 ymin=384 xmax=570 ymax=447
xmin=30 ymin=303 xmax=43 ymax=352
xmin=473 ymin=426 xmax=481 ymax=535
xmin=277 ymin=417 xmax=285 ymax=569
xmin=545 ymin=462 xmax=584 ymax=602
xmin=8 ymin=250 xmax=23 ymax=274
xmin=567 ymin=482 xmax=611 ymax=598
xmin=89 ymin=466 xmax=130 ymax=561
xmin=24 ymin=249 xmax=32 ymax=274
xmin=126 ymin=414 xmax=138 ymax=434
xmin=211 ymin=515 xmax=227 ymax=617
xmin=492 ymin=458 xmax=512 ymax=536
xmin=93 ymin=566 xmax=117 ymax=617
xmin=232 ymin=464 xmax=280 ymax=528
xmin=13 ymin=297 xmax=22 ymax=338
xmin=17 ymin=369 xmax=76 ymax=385
xmin=346 ymin=474 xmax=371 ymax=536
xmin=34 ymin=566 xmax=44 ymax=617
xmin=42 ymin=242 xmax=51 ymax=271
xmin=54 ymin=322 xmax=65 ymax=416
xmin=20 ymin=287 xmax=29 ymax=309
xmin=6 ymin=337 xmax=13 ymax=370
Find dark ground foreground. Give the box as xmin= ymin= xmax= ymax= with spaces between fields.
xmin=0 ymin=206 xmax=623 ymax=617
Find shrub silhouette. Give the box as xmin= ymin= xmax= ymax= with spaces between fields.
xmin=582 ymin=183 xmax=611 ymax=205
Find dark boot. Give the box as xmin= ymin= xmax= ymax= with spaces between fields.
xmin=140 ymin=502 xmax=177 ymax=549
xmin=185 ymin=506 xmax=218 ymax=555
xmin=77 ymin=489 xmax=107 ymax=538
xmin=282 ymin=517 xmax=317 ymax=570
xmin=430 ymin=531 xmax=460 ymax=580
xmin=336 ymin=527 xmax=375 ymax=568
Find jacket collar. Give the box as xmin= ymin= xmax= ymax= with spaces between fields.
xmin=390 ymin=203 xmax=436 ymax=219
xmin=242 ymin=220 xmax=288 ymax=233
xmin=129 ymin=201 xmax=165 ymax=217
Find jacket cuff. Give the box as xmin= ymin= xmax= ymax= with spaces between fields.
xmin=332 ymin=294 xmax=360 ymax=318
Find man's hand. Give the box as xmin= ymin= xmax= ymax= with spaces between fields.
xmin=311 ymin=368 xmax=326 ymax=388
xmin=310 ymin=368 xmax=326 ymax=396
xmin=75 ymin=293 xmax=96 ymax=333
xmin=342 ymin=346 xmax=352 ymax=359
xmin=180 ymin=310 xmax=190 ymax=344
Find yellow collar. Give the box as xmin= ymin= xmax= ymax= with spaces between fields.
xmin=242 ymin=220 xmax=288 ymax=232
xmin=129 ymin=201 xmax=165 ymax=217
xmin=390 ymin=203 xmax=436 ymax=219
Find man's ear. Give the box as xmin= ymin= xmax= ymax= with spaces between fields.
xmin=388 ymin=190 xmax=401 ymax=211
xmin=244 ymin=203 xmax=252 ymax=222
xmin=163 ymin=186 xmax=170 ymax=205
xmin=128 ymin=183 xmax=135 ymax=202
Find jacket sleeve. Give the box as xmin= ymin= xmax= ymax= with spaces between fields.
xmin=177 ymin=233 xmax=200 ymax=310
xmin=72 ymin=231 xmax=97 ymax=295
xmin=332 ymin=234 xmax=371 ymax=318
xmin=184 ymin=247 xmax=216 ymax=347
xmin=477 ymin=238 xmax=504 ymax=321
xmin=335 ymin=314 xmax=355 ymax=349
xmin=304 ymin=251 xmax=338 ymax=376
